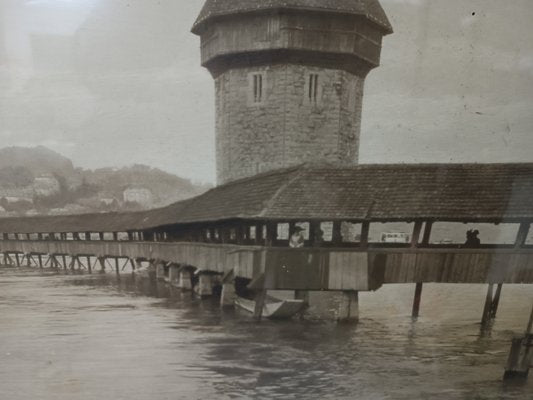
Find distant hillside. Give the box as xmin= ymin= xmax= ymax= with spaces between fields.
xmin=82 ymin=164 xmax=207 ymax=205
xmin=0 ymin=146 xmax=74 ymax=177
xmin=0 ymin=146 xmax=210 ymax=217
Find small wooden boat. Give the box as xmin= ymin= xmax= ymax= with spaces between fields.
xmin=234 ymin=295 xmax=305 ymax=319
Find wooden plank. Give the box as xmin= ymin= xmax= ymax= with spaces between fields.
xmin=328 ymin=252 xmax=369 ymax=291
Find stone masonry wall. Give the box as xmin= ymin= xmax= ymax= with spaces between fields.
xmin=215 ymin=64 xmax=365 ymax=184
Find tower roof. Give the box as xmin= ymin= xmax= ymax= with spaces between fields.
xmin=192 ymin=0 xmax=393 ymax=34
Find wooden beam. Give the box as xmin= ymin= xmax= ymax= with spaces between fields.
xmin=411 ymin=221 xmax=423 ymax=248
xmin=235 ymin=225 xmax=245 ymax=245
xmin=331 ymin=221 xmax=342 ymax=245
xmin=308 ymin=221 xmax=320 ymax=247
xmin=412 ymin=282 xmax=423 ymax=319
xmin=98 ymin=257 xmax=106 ymax=272
xmin=5 ymin=253 xmax=13 ymax=266
xmin=265 ymin=222 xmax=276 ymax=247
xmin=491 ymin=284 xmax=503 ymax=319
xmin=68 ymin=256 xmax=76 ymax=270
xmin=481 ymin=284 xmax=494 ymax=326
xmin=360 ymin=222 xmax=370 ymax=247
xmin=254 ymin=290 xmax=267 ymax=321
xmin=515 ymin=222 xmax=531 ymax=248
xmin=526 ymin=303 xmax=533 ymax=337
xmin=421 ymin=221 xmax=433 ymax=245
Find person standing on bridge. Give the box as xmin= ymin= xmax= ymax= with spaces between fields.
xmin=289 ymin=226 xmax=305 ymax=248
xmin=465 ymin=229 xmax=481 ymax=247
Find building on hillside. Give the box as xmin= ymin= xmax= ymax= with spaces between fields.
xmin=33 ymin=174 xmax=60 ymax=196
xmin=123 ymin=187 xmax=153 ymax=207
xmin=0 ymin=187 xmax=34 ymax=203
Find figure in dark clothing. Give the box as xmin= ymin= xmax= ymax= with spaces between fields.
xmin=313 ymin=228 xmax=324 ymax=247
xmin=465 ymin=229 xmax=481 ymax=247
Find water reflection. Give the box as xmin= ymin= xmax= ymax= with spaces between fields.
xmin=0 ymin=267 xmax=532 ymax=399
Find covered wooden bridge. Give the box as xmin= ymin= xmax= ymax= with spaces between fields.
xmin=0 ymin=163 xmax=532 ymax=324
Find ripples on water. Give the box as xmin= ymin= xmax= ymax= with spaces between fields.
xmin=0 ymin=267 xmax=532 ymax=400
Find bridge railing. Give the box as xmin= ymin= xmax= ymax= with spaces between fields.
xmin=2 ymin=239 xmax=533 ymax=290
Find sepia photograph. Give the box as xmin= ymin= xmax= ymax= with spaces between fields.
xmin=1 ymin=0 xmax=532 ymax=399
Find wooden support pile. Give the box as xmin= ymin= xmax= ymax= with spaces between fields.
xmin=504 ymin=304 xmax=533 ymax=380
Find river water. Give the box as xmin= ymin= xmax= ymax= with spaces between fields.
xmin=0 ymin=267 xmax=532 ymax=400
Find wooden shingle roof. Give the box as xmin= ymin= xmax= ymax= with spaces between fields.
xmin=1 ymin=163 xmax=532 ymax=234
xmin=192 ymin=0 xmax=393 ymax=34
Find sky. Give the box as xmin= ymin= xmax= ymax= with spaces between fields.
xmin=0 ymin=0 xmax=532 ymax=184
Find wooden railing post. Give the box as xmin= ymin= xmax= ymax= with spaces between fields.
xmin=515 ymin=222 xmax=531 ymax=248
xmin=332 ymin=221 xmax=342 ymax=246
xmin=411 ymin=221 xmax=423 ymax=248
xmin=421 ymin=221 xmax=433 ymax=246
xmin=360 ymin=222 xmax=370 ymax=248
xmin=411 ymin=221 xmax=424 ymax=318
xmin=265 ymin=222 xmax=277 ymax=247
xmin=309 ymin=221 xmax=320 ymax=247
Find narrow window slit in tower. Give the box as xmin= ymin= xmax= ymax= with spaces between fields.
xmin=309 ymin=74 xmax=319 ymax=102
xmin=253 ymin=74 xmax=263 ymax=103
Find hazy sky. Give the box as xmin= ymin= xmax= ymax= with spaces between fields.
xmin=1 ymin=0 xmax=532 ymax=184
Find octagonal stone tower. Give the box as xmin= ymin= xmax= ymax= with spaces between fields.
xmin=192 ymin=0 xmax=393 ymax=184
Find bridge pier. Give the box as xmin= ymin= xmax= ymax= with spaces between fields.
xmin=504 ymin=304 xmax=533 ymax=380
xmin=49 ymin=254 xmax=57 ymax=269
xmin=253 ymin=290 xmax=267 ymax=321
xmin=98 ymin=257 xmax=106 ymax=273
xmin=133 ymin=258 xmax=143 ymax=272
xmin=114 ymin=257 xmax=120 ymax=275
xmin=194 ymin=272 xmax=218 ymax=297
xmin=68 ymin=256 xmax=77 ymax=270
xmin=220 ymin=269 xmax=236 ymax=307
xmin=338 ymin=291 xmax=359 ymax=323
xmin=168 ymin=264 xmax=180 ymax=285
xmin=155 ymin=261 xmax=166 ymax=280
xmin=176 ymin=270 xmax=193 ymax=290
xmin=295 ymin=290 xmax=310 ymax=306
xmin=220 ymin=282 xmax=237 ymax=307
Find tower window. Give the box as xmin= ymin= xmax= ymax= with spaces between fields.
xmin=253 ymin=74 xmax=263 ymax=103
xmin=308 ymin=74 xmax=319 ymax=102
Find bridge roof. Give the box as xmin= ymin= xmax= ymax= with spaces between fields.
xmin=192 ymin=0 xmax=393 ymax=34
xmin=1 ymin=163 xmax=532 ymax=234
